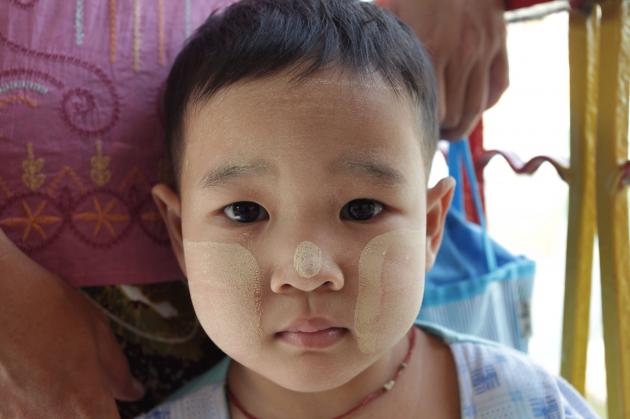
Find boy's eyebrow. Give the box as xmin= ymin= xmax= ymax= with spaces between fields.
xmin=198 ymin=156 xmax=407 ymax=189
xmin=328 ymin=157 xmax=407 ymax=187
xmin=199 ymin=161 xmax=274 ymax=189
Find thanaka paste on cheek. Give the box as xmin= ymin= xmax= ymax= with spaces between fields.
xmin=293 ymin=240 xmax=322 ymax=278
xmin=182 ymin=240 xmax=264 ymax=351
xmin=354 ymin=229 xmax=425 ymax=354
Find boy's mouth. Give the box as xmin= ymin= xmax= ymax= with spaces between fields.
xmin=275 ymin=318 xmax=348 ymax=349
xmin=276 ymin=328 xmax=348 ymax=349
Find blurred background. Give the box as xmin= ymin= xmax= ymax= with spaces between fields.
xmin=429 ymin=7 xmax=630 ymax=417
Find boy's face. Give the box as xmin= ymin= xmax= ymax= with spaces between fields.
xmin=154 ymin=69 xmax=453 ymax=392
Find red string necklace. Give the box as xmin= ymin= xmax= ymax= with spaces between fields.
xmin=226 ymin=327 xmax=416 ymax=419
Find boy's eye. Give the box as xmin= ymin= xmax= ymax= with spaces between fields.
xmin=224 ymin=201 xmax=269 ymax=223
xmin=341 ymin=199 xmax=384 ymax=221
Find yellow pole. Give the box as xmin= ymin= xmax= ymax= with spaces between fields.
xmin=595 ymin=1 xmax=630 ymax=417
xmin=561 ymin=5 xmax=600 ymax=395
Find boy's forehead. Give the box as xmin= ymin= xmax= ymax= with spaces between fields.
xmin=188 ymin=68 xmax=407 ymax=117
xmin=180 ymin=69 xmax=427 ymax=183
xmin=185 ymin=72 xmax=417 ymax=141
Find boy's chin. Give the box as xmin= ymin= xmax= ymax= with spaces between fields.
xmin=268 ymin=367 xmax=360 ymax=393
xmin=245 ymin=351 xmax=372 ymax=394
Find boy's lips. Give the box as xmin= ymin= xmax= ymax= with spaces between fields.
xmin=280 ymin=317 xmax=341 ymax=333
xmin=276 ymin=318 xmax=348 ymax=349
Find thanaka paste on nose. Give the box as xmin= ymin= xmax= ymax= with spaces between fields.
xmin=293 ymin=240 xmax=323 ymax=278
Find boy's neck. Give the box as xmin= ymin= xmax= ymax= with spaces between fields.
xmin=226 ymin=326 xmax=416 ymax=419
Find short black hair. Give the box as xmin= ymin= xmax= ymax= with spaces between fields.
xmin=164 ymin=0 xmax=438 ymax=183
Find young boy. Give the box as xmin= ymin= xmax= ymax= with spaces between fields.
xmin=145 ymin=0 xmax=598 ymax=417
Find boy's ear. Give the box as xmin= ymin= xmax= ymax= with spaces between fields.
xmin=152 ymin=184 xmax=186 ymax=276
xmin=425 ymin=177 xmax=455 ymax=271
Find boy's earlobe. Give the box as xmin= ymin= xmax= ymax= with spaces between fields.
xmin=151 ymin=184 xmax=187 ymax=276
xmin=425 ymin=177 xmax=455 ymax=271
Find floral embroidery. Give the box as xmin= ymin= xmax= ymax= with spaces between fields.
xmin=0 ymin=0 xmax=234 ymax=286
xmin=184 ymin=0 xmax=192 ymax=37
xmin=157 ymin=0 xmax=166 ymax=66
xmin=133 ymin=0 xmax=142 ymax=72
xmin=109 ymin=0 xmax=117 ymax=64
xmin=0 ymin=32 xmax=120 ymax=137
xmin=75 ymin=0 xmax=84 ymax=46
xmin=0 ymin=160 xmax=169 ymax=250
xmin=73 ymin=196 xmax=129 ymax=238
xmin=22 ymin=143 xmax=45 ymax=191
xmin=0 ymin=176 xmax=12 ymax=199
xmin=0 ymin=199 xmax=62 ymax=241
xmin=9 ymin=0 xmax=39 ymax=10
xmin=0 ymin=80 xmax=48 ymax=94
xmin=46 ymin=165 xmax=87 ymax=196
xmin=0 ymin=95 xmax=37 ymax=108
xmin=90 ymin=140 xmax=111 ymax=187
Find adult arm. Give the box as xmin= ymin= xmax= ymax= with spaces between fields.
xmin=0 ymin=229 xmax=144 ymax=418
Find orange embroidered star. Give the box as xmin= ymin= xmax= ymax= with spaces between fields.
xmin=73 ymin=197 xmax=129 ymax=237
xmin=0 ymin=200 xmax=61 ymax=241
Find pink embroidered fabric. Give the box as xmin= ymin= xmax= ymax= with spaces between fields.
xmin=0 ymin=0 xmax=235 ymax=286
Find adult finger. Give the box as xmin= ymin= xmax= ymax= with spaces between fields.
xmin=486 ymin=43 xmax=509 ymax=109
xmin=442 ymin=58 xmax=490 ymax=140
xmin=434 ymin=61 xmax=448 ymax=123
xmin=440 ymin=50 xmax=476 ymax=131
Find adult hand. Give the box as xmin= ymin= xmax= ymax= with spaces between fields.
xmin=387 ymin=0 xmax=509 ymax=140
xmin=0 ymin=229 xmax=144 ymax=418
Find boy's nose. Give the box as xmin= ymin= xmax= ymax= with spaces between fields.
xmin=270 ymin=240 xmax=344 ymax=293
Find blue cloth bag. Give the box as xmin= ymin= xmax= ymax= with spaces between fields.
xmin=417 ymin=139 xmax=536 ymax=352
